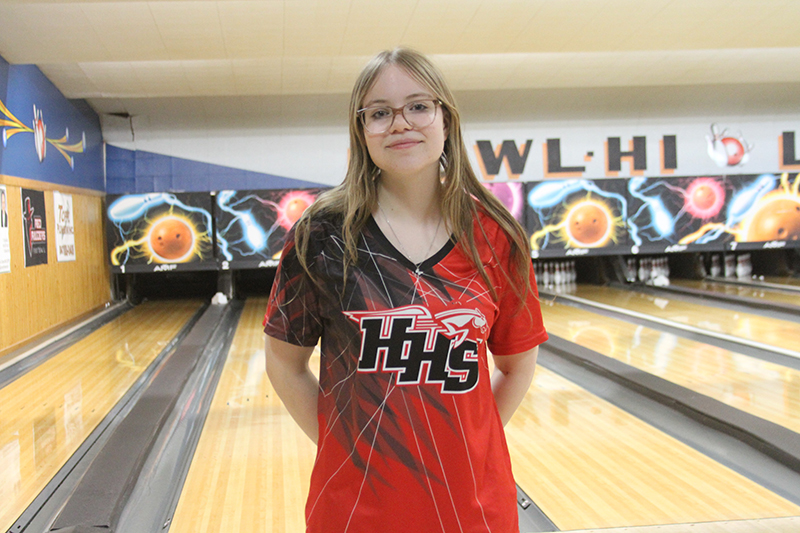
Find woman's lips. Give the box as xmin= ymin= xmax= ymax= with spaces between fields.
xmin=387 ymin=139 xmax=421 ymax=149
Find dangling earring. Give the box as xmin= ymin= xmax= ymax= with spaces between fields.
xmin=439 ymin=153 xmax=448 ymax=184
xmin=372 ymin=167 xmax=381 ymax=182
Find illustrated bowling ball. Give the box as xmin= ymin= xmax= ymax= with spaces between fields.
xmin=283 ymin=197 xmax=311 ymax=226
xmin=691 ymin=184 xmax=717 ymax=211
xmin=745 ymin=199 xmax=800 ymax=242
xmin=150 ymin=217 xmax=194 ymax=261
xmin=722 ymin=137 xmax=745 ymax=166
xmin=567 ymin=202 xmax=609 ymax=246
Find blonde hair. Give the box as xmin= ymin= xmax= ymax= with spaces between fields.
xmin=294 ymin=47 xmax=532 ymax=303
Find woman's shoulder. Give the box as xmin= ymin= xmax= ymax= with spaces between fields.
xmin=472 ymin=201 xmax=508 ymax=240
xmin=290 ymin=210 xmax=343 ymax=240
xmin=289 ymin=210 xmax=351 ymax=264
xmin=466 ymin=200 xmax=520 ymax=267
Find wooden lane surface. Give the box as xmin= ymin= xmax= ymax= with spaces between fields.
xmin=506 ymin=366 xmax=800 ymax=531
xmin=764 ymin=276 xmax=800 ymax=288
xmin=672 ymin=279 xmax=800 ymax=308
xmin=568 ymin=285 xmax=799 ymax=354
xmin=170 ymin=297 xmax=317 ymax=533
xmin=539 ymin=299 xmax=800 ymax=434
xmin=569 ymin=516 xmax=800 ymax=533
xmin=171 ymin=298 xmax=798 ymax=532
xmin=0 ymin=300 xmax=202 ymax=532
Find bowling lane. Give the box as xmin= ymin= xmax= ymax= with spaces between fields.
xmin=170 ymin=299 xmax=799 ymax=532
xmin=566 ymin=285 xmax=798 ymax=354
xmin=539 ymin=299 xmax=800 ymax=433
xmin=0 ymin=300 xmax=202 ymax=532
xmin=169 ymin=297 xmax=316 ymax=533
xmin=764 ymin=276 xmax=800 ymax=288
xmin=672 ymin=279 xmax=800 ymax=308
xmin=506 ymin=366 xmax=800 ymax=531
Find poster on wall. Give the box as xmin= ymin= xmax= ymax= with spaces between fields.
xmin=21 ymin=188 xmax=47 ymax=267
xmin=215 ymin=188 xmax=323 ymax=269
xmin=0 ymin=185 xmax=11 ymax=273
xmin=626 ymin=175 xmax=736 ymax=254
xmin=106 ymin=192 xmax=215 ymax=273
xmin=524 ymin=179 xmax=630 ymax=258
xmin=53 ymin=191 xmax=76 ymax=262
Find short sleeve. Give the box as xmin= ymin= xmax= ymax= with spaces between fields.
xmin=485 ymin=226 xmax=548 ymax=356
xmin=263 ymin=227 xmax=323 ymax=347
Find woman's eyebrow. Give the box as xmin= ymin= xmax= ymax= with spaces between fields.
xmin=362 ymin=92 xmax=434 ymax=107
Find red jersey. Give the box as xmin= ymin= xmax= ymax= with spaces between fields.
xmin=264 ymin=208 xmax=547 ymax=533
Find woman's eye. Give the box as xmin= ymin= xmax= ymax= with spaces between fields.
xmin=370 ymin=108 xmax=391 ymax=120
xmin=407 ymin=102 xmax=430 ymax=113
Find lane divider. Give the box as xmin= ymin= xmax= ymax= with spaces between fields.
xmin=546 ymin=291 xmax=800 ymax=361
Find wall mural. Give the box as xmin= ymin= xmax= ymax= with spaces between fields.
xmin=1 ymin=99 xmax=86 ymax=169
xmin=681 ymin=172 xmax=800 ymax=251
xmin=104 ymin=175 xmax=800 ymax=272
xmin=525 ymin=179 xmax=629 ymax=258
xmin=626 ymin=175 xmax=734 ymax=253
xmin=215 ymin=188 xmax=322 ymax=269
xmin=106 ymin=192 xmax=214 ymax=273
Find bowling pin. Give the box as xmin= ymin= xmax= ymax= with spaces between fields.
xmin=735 ymin=255 xmax=746 ymax=279
xmin=724 ymin=254 xmax=736 ymax=278
xmin=710 ymin=254 xmax=721 ymax=277
xmin=626 ymin=258 xmax=636 ymax=283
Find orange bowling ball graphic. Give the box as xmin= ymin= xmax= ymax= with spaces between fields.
xmin=692 ymin=184 xmax=716 ymax=211
xmin=284 ymin=197 xmax=310 ymax=226
xmin=149 ymin=216 xmax=195 ymax=262
xmin=276 ymin=190 xmax=317 ymax=230
xmin=566 ymin=201 xmax=609 ymax=247
xmin=745 ymin=198 xmax=800 ymax=242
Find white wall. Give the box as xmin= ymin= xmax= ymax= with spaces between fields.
xmin=101 ymin=84 xmax=800 ymax=186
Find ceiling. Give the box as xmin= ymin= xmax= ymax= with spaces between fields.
xmin=1 ymin=0 xmax=799 ymax=128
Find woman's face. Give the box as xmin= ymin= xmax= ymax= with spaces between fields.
xmin=360 ymin=64 xmax=446 ymax=182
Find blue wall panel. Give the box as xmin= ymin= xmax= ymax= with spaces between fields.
xmin=0 ymin=56 xmax=9 ymax=173
xmin=0 ymin=60 xmax=103 ymax=191
xmin=105 ymin=144 xmax=323 ymax=194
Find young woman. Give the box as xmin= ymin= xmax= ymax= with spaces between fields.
xmin=264 ymin=48 xmax=547 ymax=533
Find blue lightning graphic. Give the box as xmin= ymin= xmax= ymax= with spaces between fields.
xmin=627 ymin=177 xmax=677 ymax=246
xmin=216 ymin=190 xmax=276 ymax=261
xmin=726 ymin=174 xmax=776 ymax=226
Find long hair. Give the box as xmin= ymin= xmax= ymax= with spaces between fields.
xmin=293 ymin=47 xmax=532 ymax=303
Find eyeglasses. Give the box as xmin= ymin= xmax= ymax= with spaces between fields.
xmin=357 ymin=99 xmax=441 ymax=134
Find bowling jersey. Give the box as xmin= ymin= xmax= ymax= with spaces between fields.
xmin=264 ymin=208 xmax=548 ymax=533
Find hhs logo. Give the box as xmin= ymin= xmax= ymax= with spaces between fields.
xmin=344 ymin=305 xmax=487 ymax=394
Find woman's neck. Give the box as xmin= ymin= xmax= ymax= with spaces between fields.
xmin=372 ymin=169 xmax=450 ymax=265
xmin=376 ymin=168 xmax=442 ymax=221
